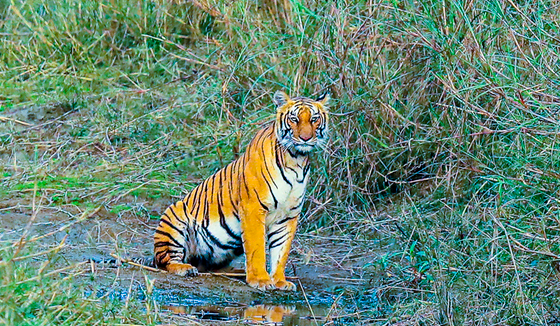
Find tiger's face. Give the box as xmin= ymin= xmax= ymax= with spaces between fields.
xmin=273 ymin=91 xmax=330 ymax=154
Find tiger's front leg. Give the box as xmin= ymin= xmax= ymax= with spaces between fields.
xmin=268 ymin=216 xmax=298 ymax=291
xmin=242 ymin=207 xmax=275 ymax=291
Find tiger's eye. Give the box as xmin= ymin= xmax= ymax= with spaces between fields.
xmin=289 ymin=116 xmax=298 ymax=123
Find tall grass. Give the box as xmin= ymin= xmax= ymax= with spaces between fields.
xmin=2 ymin=0 xmax=560 ymax=324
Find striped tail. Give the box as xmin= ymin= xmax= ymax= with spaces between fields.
xmin=87 ymin=256 xmax=155 ymax=268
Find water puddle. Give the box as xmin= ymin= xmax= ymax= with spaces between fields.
xmin=164 ymin=303 xmax=330 ymax=325
xmin=93 ymin=280 xmax=343 ymax=325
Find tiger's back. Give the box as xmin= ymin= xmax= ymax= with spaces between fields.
xmin=154 ymin=91 xmax=329 ymax=291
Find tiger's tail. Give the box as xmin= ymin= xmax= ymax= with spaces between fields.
xmin=87 ymin=255 xmax=155 ymax=268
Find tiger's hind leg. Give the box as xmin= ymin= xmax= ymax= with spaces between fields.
xmin=154 ymin=201 xmax=199 ymax=277
xmin=164 ymin=261 xmax=198 ymax=276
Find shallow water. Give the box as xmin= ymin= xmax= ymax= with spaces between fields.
xmin=92 ymin=280 xmax=349 ymax=325
xmin=163 ymin=303 xmax=330 ymax=325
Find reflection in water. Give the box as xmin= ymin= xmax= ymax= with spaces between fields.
xmin=165 ymin=303 xmax=326 ymax=325
xmin=243 ymin=305 xmax=295 ymax=323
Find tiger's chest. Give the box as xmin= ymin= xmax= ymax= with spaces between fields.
xmin=266 ymin=163 xmax=309 ymax=223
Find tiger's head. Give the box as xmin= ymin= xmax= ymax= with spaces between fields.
xmin=273 ymin=91 xmax=330 ymax=155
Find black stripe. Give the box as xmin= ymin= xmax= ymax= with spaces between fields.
xmin=256 ymin=128 xmax=269 ymax=150
xmin=229 ymin=191 xmax=239 ymax=218
xmin=154 ymin=253 xmax=169 ymax=265
xmin=203 ymin=198 xmax=210 ymax=228
xmin=276 ymin=215 xmax=298 ymax=225
xmin=155 ymin=229 xmax=183 ymax=247
xmin=282 ymin=118 xmax=291 ymax=138
xmin=203 ymin=175 xmax=215 ymax=228
xmin=241 ymin=172 xmax=251 ymax=197
xmin=253 ymin=128 xmax=268 ymax=147
xmin=189 ymin=184 xmax=202 ymax=215
xmin=154 ymin=241 xmax=183 ymax=248
xmin=184 ymin=192 xmax=192 ymax=208
xmin=246 ymin=143 xmax=251 ymax=162
xmin=263 ymin=159 xmax=279 ymax=188
xmin=285 ymin=166 xmax=297 ymax=173
xmin=209 ymin=173 xmax=216 ymax=202
xmin=217 ymin=172 xmax=242 ymax=243
xmin=192 ymin=201 xmax=202 ymax=223
xmin=251 ymin=129 xmax=265 ymax=146
xmin=275 ymin=143 xmax=292 ymax=187
xmin=303 ymin=162 xmax=310 ymax=177
xmin=198 ymin=229 xmax=215 ymax=255
xmin=290 ymin=201 xmax=303 ymax=211
xmin=268 ymin=226 xmax=287 ymax=240
xmin=285 ymin=165 xmax=304 ymax=183
xmin=218 ymin=210 xmax=242 ymax=243
xmin=238 ymin=155 xmax=250 ymax=198
xmin=279 ymin=113 xmax=287 ymax=138
xmin=247 ymin=129 xmax=267 ymax=162
xmin=269 ymin=232 xmax=289 ymax=249
xmin=181 ymin=202 xmax=191 ymax=225
xmin=237 ymin=155 xmax=245 ymax=179
xmin=168 ymin=207 xmax=188 ymax=227
xmin=193 ymin=179 xmax=208 ymax=220
xmin=261 ymin=169 xmax=278 ymax=209
xmin=225 ymin=163 xmax=240 ymax=216
xmin=203 ymin=227 xmax=240 ymax=250
xmin=217 ymin=169 xmax=223 ymax=194
xmin=317 ymin=124 xmax=326 ymax=138
xmin=159 ymin=217 xmax=186 ymax=239
xmin=253 ymin=189 xmax=269 ymax=211
xmin=288 ymin=147 xmax=302 ymax=159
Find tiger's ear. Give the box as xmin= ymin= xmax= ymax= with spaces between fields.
xmin=273 ymin=90 xmax=290 ymax=107
xmin=316 ymin=91 xmax=330 ymax=106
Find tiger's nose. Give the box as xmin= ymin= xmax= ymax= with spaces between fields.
xmin=300 ymin=134 xmax=312 ymax=141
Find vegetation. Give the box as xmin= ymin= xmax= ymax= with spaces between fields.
xmin=1 ymin=0 xmax=560 ymax=324
xmin=0 ymin=243 xmax=158 ymax=326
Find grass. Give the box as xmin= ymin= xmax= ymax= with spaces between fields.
xmin=0 ymin=203 xmax=160 ymax=326
xmin=0 ymin=248 xmax=158 ymax=326
xmin=2 ymin=0 xmax=560 ymax=324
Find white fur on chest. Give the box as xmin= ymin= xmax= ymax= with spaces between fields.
xmin=266 ymin=164 xmax=309 ymax=225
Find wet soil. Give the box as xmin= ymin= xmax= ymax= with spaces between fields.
xmin=0 ymin=196 xmax=380 ymax=325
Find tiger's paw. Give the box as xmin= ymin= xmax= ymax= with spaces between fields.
xmin=166 ymin=263 xmax=198 ymax=277
xmin=247 ymin=277 xmax=275 ymax=291
xmin=274 ymin=280 xmax=297 ymax=291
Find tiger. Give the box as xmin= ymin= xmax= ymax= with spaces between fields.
xmin=154 ymin=90 xmax=329 ymax=291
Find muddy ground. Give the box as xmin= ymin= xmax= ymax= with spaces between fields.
xmin=0 ymin=196 xmax=381 ymax=325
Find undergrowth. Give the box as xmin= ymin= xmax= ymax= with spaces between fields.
xmin=2 ymin=0 xmax=560 ymax=324
xmin=0 ymin=239 xmax=158 ymax=325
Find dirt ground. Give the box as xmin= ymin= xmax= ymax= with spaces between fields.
xmin=0 ymin=195 xmax=380 ymax=325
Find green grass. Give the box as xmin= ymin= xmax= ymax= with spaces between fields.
xmin=2 ymin=0 xmax=560 ymax=324
xmin=0 ymin=241 xmax=159 ymax=325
